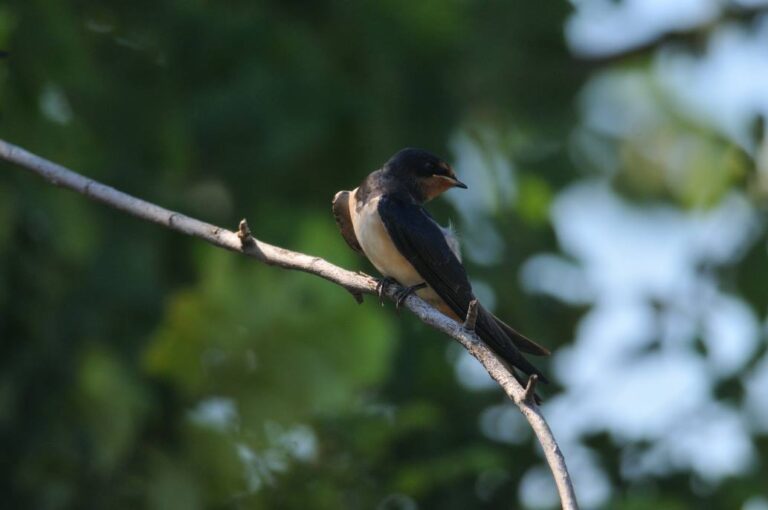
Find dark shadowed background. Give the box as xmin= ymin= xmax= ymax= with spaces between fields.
xmin=1 ymin=1 xmax=767 ymax=509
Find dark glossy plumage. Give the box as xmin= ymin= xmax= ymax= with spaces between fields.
xmin=333 ymin=148 xmax=549 ymax=386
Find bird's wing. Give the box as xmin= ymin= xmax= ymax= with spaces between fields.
xmin=377 ymin=196 xmax=473 ymax=314
xmin=377 ymin=196 xmax=547 ymax=381
xmin=332 ymin=190 xmax=364 ymax=255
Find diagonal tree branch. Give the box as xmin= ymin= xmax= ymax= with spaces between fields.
xmin=0 ymin=138 xmax=578 ymax=510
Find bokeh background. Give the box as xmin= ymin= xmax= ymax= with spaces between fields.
xmin=1 ymin=1 xmax=768 ymax=509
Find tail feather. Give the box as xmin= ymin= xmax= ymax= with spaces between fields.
xmin=493 ymin=316 xmax=551 ymax=356
xmin=474 ymin=304 xmax=549 ymax=385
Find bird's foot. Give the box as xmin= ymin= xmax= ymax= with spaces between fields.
xmin=376 ymin=277 xmax=398 ymax=306
xmin=394 ymin=282 xmax=427 ymax=310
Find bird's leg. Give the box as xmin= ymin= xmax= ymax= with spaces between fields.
xmin=376 ymin=277 xmax=398 ymax=306
xmin=394 ymin=282 xmax=427 ymax=310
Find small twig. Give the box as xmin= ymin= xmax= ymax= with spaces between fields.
xmin=237 ymin=219 xmax=255 ymax=247
xmin=0 ymin=138 xmax=578 ymax=510
xmin=523 ymin=374 xmax=539 ymax=404
xmin=463 ymin=299 xmax=479 ymax=331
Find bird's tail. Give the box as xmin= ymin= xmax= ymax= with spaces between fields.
xmin=493 ymin=316 xmax=551 ymax=356
xmin=474 ymin=303 xmax=549 ymax=385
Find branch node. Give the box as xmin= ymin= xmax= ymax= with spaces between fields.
xmin=463 ymin=299 xmax=479 ymax=331
xmin=523 ymin=374 xmax=539 ymax=404
xmin=345 ymin=287 xmax=365 ymax=304
xmin=237 ymin=219 xmax=255 ymax=248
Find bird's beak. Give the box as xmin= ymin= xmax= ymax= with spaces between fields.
xmin=451 ymin=177 xmax=468 ymax=189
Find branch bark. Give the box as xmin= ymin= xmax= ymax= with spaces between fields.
xmin=0 ymin=138 xmax=579 ymax=510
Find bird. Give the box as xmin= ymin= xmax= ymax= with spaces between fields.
xmin=332 ymin=148 xmax=549 ymax=386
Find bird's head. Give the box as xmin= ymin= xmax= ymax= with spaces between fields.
xmin=383 ymin=148 xmax=467 ymax=202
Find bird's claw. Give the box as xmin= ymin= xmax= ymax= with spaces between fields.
xmin=393 ymin=282 xmax=427 ymax=311
xmin=376 ymin=277 xmax=397 ymax=306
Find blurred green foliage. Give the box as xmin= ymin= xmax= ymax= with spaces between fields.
xmin=1 ymin=1 xmax=766 ymax=509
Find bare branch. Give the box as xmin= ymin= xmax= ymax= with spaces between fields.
xmin=0 ymin=138 xmax=578 ymax=510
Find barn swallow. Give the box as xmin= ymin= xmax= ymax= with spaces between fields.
xmin=333 ymin=148 xmax=549 ymax=384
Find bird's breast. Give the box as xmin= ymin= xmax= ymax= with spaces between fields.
xmin=351 ymin=194 xmax=423 ymax=287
